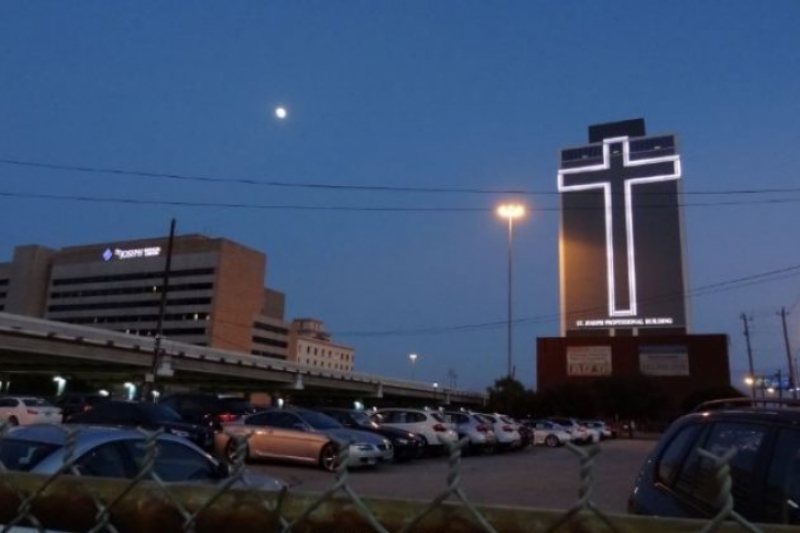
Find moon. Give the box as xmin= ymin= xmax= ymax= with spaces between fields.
xmin=275 ymin=106 xmax=288 ymax=120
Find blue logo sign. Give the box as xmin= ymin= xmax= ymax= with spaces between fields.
xmin=102 ymin=248 xmax=113 ymax=262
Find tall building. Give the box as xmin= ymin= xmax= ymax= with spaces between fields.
xmin=537 ymin=119 xmax=729 ymax=412
xmin=557 ymin=118 xmax=689 ymax=337
xmin=0 ymin=234 xmax=291 ymax=360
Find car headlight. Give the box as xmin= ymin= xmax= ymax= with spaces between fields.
xmin=394 ymin=438 xmax=409 ymax=445
xmin=353 ymin=443 xmax=375 ymax=451
xmin=170 ymin=429 xmax=190 ymax=438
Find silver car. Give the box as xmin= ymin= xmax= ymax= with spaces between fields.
xmin=444 ymin=411 xmax=496 ymax=454
xmin=0 ymin=424 xmax=285 ymax=490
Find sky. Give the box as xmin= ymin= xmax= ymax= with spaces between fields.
xmin=1 ymin=1 xmax=799 ymax=392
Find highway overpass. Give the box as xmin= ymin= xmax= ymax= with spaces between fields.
xmin=0 ymin=312 xmax=486 ymax=407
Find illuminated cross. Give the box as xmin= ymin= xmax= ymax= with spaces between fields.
xmin=558 ymin=136 xmax=681 ymax=317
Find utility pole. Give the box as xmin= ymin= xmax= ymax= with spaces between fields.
xmin=779 ymin=307 xmax=797 ymax=400
xmin=777 ymin=368 xmax=784 ymax=400
xmin=741 ymin=313 xmax=756 ymax=398
xmin=145 ymin=218 xmax=176 ymax=402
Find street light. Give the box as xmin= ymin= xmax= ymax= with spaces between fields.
xmin=409 ymin=353 xmax=418 ymax=380
xmin=496 ymin=203 xmax=526 ymax=379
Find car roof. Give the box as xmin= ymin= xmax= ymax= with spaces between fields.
xmin=5 ymin=424 xmax=166 ymax=446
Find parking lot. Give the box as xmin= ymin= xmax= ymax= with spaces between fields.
xmin=248 ymin=438 xmax=657 ymax=514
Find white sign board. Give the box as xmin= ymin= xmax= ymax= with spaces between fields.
xmin=639 ymin=346 xmax=690 ymax=376
xmin=567 ymin=346 xmax=612 ymax=376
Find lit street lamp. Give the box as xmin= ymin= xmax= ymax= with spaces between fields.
xmin=409 ymin=353 xmax=418 ymax=380
xmin=497 ymin=203 xmax=526 ymax=379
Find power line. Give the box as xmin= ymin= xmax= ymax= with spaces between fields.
xmin=335 ymin=261 xmax=800 ymax=337
xmin=2 ymin=157 xmax=800 ymax=197
xmin=1 ymin=189 xmax=799 ymax=212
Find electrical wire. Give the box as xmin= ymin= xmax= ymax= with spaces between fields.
xmin=2 ymin=157 xmax=800 ymax=197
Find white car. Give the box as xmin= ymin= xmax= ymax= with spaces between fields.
xmin=474 ymin=413 xmax=522 ymax=451
xmin=529 ymin=420 xmax=572 ymax=447
xmin=371 ymin=408 xmax=458 ymax=453
xmin=547 ymin=417 xmax=596 ymax=444
xmin=0 ymin=397 xmax=62 ymax=426
xmin=581 ymin=420 xmax=614 ymax=440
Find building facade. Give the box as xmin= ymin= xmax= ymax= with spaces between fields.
xmin=289 ymin=318 xmax=354 ymax=372
xmin=0 ymin=234 xmax=292 ymax=360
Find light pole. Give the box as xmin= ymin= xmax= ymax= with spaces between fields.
xmin=497 ymin=203 xmax=526 ymax=379
xmin=409 ymin=353 xmax=418 ymax=380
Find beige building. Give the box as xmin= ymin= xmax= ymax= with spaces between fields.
xmin=289 ymin=318 xmax=354 ymax=372
xmin=0 ymin=234 xmax=291 ymax=360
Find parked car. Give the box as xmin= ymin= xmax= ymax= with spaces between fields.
xmin=628 ymin=398 xmax=800 ymax=526
xmin=371 ymin=408 xmax=458 ymax=454
xmin=316 ymin=407 xmax=426 ymax=461
xmin=527 ymin=420 xmax=572 ymax=448
xmin=158 ymin=392 xmax=259 ymax=430
xmin=547 ymin=417 xmax=595 ymax=444
xmin=0 ymin=397 xmax=62 ymax=426
xmin=65 ymin=400 xmax=214 ymax=452
xmin=54 ymin=393 xmax=111 ymax=420
xmin=581 ymin=420 xmax=615 ymax=440
xmin=0 ymin=424 xmax=284 ymax=490
xmin=444 ymin=411 xmax=497 ymax=455
xmin=218 ymin=407 xmax=392 ymax=470
xmin=474 ymin=413 xmax=522 ymax=451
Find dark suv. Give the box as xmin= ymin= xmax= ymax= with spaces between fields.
xmin=628 ymin=398 xmax=800 ymax=526
xmin=158 ymin=393 xmax=258 ymax=430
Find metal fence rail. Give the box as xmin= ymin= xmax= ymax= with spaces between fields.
xmin=0 ymin=424 xmax=795 ymax=533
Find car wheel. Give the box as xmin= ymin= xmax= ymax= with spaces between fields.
xmin=319 ymin=443 xmax=338 ymax=472
xmin=225 ymin=439 xmax=249 ymax=465
xmin=545 ymin=435 xmax=559 ymax=448
xmin=8 ymin=416 xmax=19 ymax=427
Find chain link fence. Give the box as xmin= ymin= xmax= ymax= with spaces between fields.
xmin=0 ymin=422 xmax=794 ymax=532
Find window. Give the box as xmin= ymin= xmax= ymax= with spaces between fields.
xmin=764 ymin=428 xmax=800 ymax=525
xmin=675 ymin=422 xmax=767 ymax=510
xmin=0 ymin=439 xmax=60 ymax=471
xmin=75 ymin=442 xmax=130 ymax=478
xmin=0 ymin=398 xmax=19 ymax=408
xmin=656 ymin=423 xmax=703 ymax=485
xmin=124 ymin=439 xmax=216 ymax=482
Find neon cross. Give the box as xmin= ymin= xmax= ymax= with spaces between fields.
xmin=558 ymin=136 xmax=681 ymax=317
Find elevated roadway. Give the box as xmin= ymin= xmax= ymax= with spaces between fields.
xmin=0 ymin=312 xmax=486 ymax=407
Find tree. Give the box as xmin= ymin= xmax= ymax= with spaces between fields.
xmin=486 ymin=376 xmax=529 ymax=418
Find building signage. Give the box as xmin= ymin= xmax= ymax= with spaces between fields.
xmin=102 ymin=246 xmax=162 ymax=261
xmin=557 ymin=119 xmax=689 ymax=334
xmin=567 ymin=346 xmax=612 ymax=376
xmin=639 ymin=345 xmax=690 ymax=376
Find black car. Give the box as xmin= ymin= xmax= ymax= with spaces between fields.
xmin=54 ymin=393 xmax=111 ymax=420
xmin=628 ymin=398 xmax=800 ymax=526
xmin=65 ymin=400 xmax=215 ymax=452
xmin=316 ymin=407 xmax=426 ymax=461
xmin=158 ymin=393 xmax=258 ymax=430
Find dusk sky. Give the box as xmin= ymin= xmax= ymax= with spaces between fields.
xmin=1 ymin=1 xmax=799 ymax=392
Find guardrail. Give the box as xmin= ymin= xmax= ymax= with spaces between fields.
xmin=0 ymin=423 xmax=795 ymax=532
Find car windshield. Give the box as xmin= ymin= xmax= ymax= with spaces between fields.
xmin=0 ymin=439 xmax=61 ymax=471
xmin=349 ymin=411 xmax=375 ymax=426
xmin=139 ymin=403 xmax=183 ymax=423
xmin=430 ymin=413 xmax=449 ymax=423
xmin=300 ymin=410 xmax=343 ymax=430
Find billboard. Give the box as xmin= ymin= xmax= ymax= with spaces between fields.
xmin=558 ymin=119 xmax=689 ymax=334
xmin=566 ymin=346 xmax=612 ymax=376
xmin=639 ymin=345 xmax=690 ymax=376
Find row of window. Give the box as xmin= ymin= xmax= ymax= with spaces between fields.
xmin=303 ymin=345 xmax=351 ymax=360
xmin=62 ymin=312 xmax=210 ymax=326
xmin=52 ymin=267 xmax=215 ymax=286
xmin=629 ymin=135 xmax=675 ymax=154
xmin=50 ymin=282 xmax=213 ymax=299
xmin=116 ymin=327 xmax=207 ymax=337
xmin=253 ymin=322 xmax=289 ymax=335
xmin=561 ymin=145 xmax=603 ymax=163
xmin=302 ymin=359 xmax=350 ymax=370
xmin=0 ymin=291 xmax=6 ymax=300
xmin=48 ymin=297 xmax=212 ymax=313
xmin=251 ymin=335 xmax=288 ymax=349
xmin=0 ymin=279 xmax=8 ymax=286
